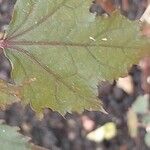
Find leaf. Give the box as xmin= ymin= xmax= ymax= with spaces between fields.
xmin=142 ymin=114 xmax=150 ymax=125
xmin=0 ymin=79 xmax=22 ymax=108
xmin=0 ymin=123 xmax=30 ymax=150
xmin=132 ymin=95 xmax=149 ymax=114
xmin=145 ymin=132 xmax=150 ymax=148
xmin=1 ymin=0 xmax=150 ymax=113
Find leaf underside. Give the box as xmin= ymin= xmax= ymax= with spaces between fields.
xmin=1 ymin=0 xmax=150 ymax=114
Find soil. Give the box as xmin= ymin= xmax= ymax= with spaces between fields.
xmin=0 ymin=0 xmax=150 ymax=150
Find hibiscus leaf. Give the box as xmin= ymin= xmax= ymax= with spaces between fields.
xmin=0 ymin=0 xmax=150 ymax=114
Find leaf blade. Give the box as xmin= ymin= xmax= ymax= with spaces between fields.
xmin=3 ymin=0 xmax=150 ymax=113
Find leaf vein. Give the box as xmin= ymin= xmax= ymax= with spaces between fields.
xmin=7 ymin=0 xmax=69 ymax=40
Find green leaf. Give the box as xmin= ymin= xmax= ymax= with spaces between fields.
xmin=0 ymin=80 xmax=22 ymax=107
xmin=145 ymin=132 xmax=150 ymax=148
xmin=0 ymin=123 xmax=30 ymax=150
xmin=132 ymin=95 xmax=149 ymax=114
xmin=1 ymin=0 xmax=150 ymax=113
xmin=142 ymin=114 xmax=150 ymax=125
